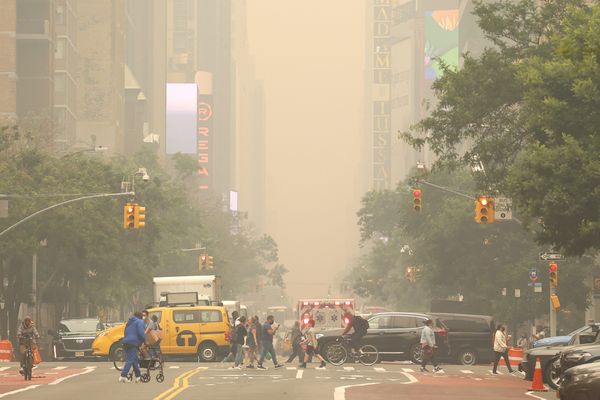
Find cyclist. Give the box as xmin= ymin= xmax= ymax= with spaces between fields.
xmin=17 ymin=316 xmax=39 ymax=375
xmin=341 ymin=312 xmax=369 ymax=354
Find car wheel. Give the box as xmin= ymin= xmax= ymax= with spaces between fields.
xmin=109 ymin=343 xmax=125 ymax=363
xmin=544 ymin=358 xmax=561 ymax=390
xmin=198 ymin=342 xmax=218 ymax=362
xmin=410 ymin=344 xmax=423 ymax=364
xmin=458 ymin=349 xmax=478 ymax=366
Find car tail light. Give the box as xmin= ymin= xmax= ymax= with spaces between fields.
xmin=437 ymin=329 xmax=447 ymax=337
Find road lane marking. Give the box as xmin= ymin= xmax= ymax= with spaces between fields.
xmin=169 ymin=366 xmax=180 ymax=369
xmin=52 ymin=366 xmax=68 ymax=370
xmin=334 ymin=383 xmax=380 ymax=400
xmin=154 ymin=367 xmax=206 ymax=400
xmin=0 ymin=367 xmax=10 ymax=372
xmin=343 ymin=366 xmax=354 ymax=371
xmin=525 ymin=392 xmax=548 ymax=400
xmin=0 ymin=385 xmax=40 ymax=399
xmin=460 ymin=370 xmax=474 ymax=374
xmin=400 ymin=372 xmax=418 ymax=385
xmin=49 ymin=366 xmax=95 ymax=385
xmin=296 ymin=370 xmax=303 ymax=379
xmin=286 ymin=366 xmax=297 ymax=370
xmin=373 ymin=367 xmax=386 ymax=372
xmin=402 ymin=368 xmax=414 ymax=372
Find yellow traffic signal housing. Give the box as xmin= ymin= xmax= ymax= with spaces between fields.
xmin=207 ymin=256 xmax=214 ymax=269
xmin=475 ymin=196 xmax=495 ymax=224
xmin=549 ymin=263 xmax=558 ymax=288
xmin=123 ymin=203 xmax=136 ymax=229
xmin=135 ymin=206 xmax=146 ymax=229
xmin=551 ymin=294 xmax=561 ymax=310
xmin=412 ymin=189 xmax=422 ymax=212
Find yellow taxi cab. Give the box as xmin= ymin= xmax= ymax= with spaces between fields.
xmin=92 ymin=305 xmax=230 ymax=362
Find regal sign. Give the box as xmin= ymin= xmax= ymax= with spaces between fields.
xmin=197 ymin=96 xmax=213 ymax=191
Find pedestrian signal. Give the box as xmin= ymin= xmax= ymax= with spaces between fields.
xmin=412 ymin=189 xmax=422 ymax=212
xmin=475 ymin=196 xmax=495 ymax=224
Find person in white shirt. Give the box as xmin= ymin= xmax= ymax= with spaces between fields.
xmin=420 ymin=319 xmax=442 ymax=372
xmin=492 ymin=324 xmax=514 ymax=374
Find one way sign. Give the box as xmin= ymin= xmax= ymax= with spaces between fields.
xmin=539 ymin=252 xmax=565 ymax=261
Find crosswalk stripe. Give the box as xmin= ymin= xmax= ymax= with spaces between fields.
xmin=460 ymin=370 xmax=474 ymax=374
xmin=296 ymin=370 xmax=303 ymax=379
xmin=343 ymin=366 xmax=354 ymax=371
xmin=169 ymin=366 xmax=180 ymax=369
xmin=402 ymin=368 xmax=414 ymax=373
xmin=374 ymin=367 xmax=386 ymax=372
xmin=53 ymin=366 xmax=68 ymax=370
xmin=286 ymin=367 xmax=297 ymax=370
xmin=0 ymin=367 xmax=10 ymax=372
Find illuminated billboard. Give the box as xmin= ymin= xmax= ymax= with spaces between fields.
xmin=424 ymin=10 xmax=460 ymax=80
xmin=166 ymin=83 xmax=198 ymax=154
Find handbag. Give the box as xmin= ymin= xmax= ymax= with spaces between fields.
xmin=146 ymin=330 xmax=159 ymax=345
xmin=33 ymin=347 xmax=42 ymax=365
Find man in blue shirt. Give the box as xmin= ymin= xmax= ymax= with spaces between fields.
xmin=119 ymin=311 xmax=146 ymax=382
xmin=257 ymin=315 xmax=283 ymax=370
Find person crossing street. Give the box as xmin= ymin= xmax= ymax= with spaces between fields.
xmin=420 ymin=319 xmax=442 ymax=373
xmin=257 ymin=315 xmax=283 ymax=370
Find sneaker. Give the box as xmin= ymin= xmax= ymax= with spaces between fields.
xmin=134 ymin=377 xmax=141 ymax=383
xmin=492 ymin=371 xmax=499 ymax=375
xmin=228 ymin=366 xmax=237 ymax=370
xmin=434 ymin=367 xmax=443 ymax=373
xmin=118 ymin=376 xmax=128 ymax=383
xmin=235 ymin=366 xmax=243 ymax=370
xmin=246 ymin=364 xmax=254 ymax=369
xmin=299 ymin=363 xmax=307 ymax=368
xmin=257 ymin=365 xmax=267 ymax=370
xmin=420 ymin=367 xmax=429 ymax=372
xmin=316 ymin=363 xmax=326 ymax=370
xmin=274 ymin=364 xmax=283 ymax=369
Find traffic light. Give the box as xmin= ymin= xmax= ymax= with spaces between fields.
xmin=412 ymin=188 xmax=422 ymax=212
xmin=123 ymin=203 xmax=136 ymax=229
xmin=549 ymin=263 xmax=558 ymax=288
xmin=551 ymin=294 xmax=561 ymax=310
xmin=134 ymin=205 xmax=146 ymax=229
xmin=474 ymin=196 xmax=495 ymax=224
xmin=207 ymin=256 xmax=214 ymax=269
xmin=199 ymin=254 xmax=208 ymax=271
xmin=405 ymin=266 xmax=416 ymax=283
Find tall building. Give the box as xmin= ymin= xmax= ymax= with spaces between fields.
xmin=0 ymin=0 xmax=55 ymax=147
xmin=365 ymin=0 xmax=482 ymax=187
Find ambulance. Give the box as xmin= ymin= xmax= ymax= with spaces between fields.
xmin=297 ymin=299 xmax=355 ymax=330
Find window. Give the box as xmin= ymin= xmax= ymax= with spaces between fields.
xmin=441 ymin=318 xmax=490 ymax=333
xmin=55 ymin=39 xmax=65 ymax=59
xmin=368 ymin=316 xmax=391 ymax=329
xmin=56 ymin=5 xmax=64 ymax=25
xmin=149 ymin=311 xmax=162 ymax=326
xmin=173 ymin=311 xmax=199 ymax=323
xmin=199 ymin=310 xmax=222 ymax=323
xmin=389 ymin=316 xmax=417 ymax=329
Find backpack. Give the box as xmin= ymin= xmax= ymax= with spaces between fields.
xmin=353 ymin=316 xmax=369 ymax=334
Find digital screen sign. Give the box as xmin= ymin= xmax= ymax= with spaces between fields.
xmin=166 ymin=83 xmax=198 ymax=154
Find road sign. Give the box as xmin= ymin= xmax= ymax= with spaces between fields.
xmin=494 ymin=197 xmax=512 ymax=220
xmin=515 ymin=289 xmax=521 ymax=298
xmin=539 ymin=252 xmax=565 ymax=261
xmin=534 ymin=283 xmax=543 ymax=293
xmin=529 ymin=268 xmax=538 ymax=282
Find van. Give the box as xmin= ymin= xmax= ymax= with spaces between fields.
xmin=92 ymin=305 xmax=230 ymax=362
xmin=429 ymin=313 xmax=495 ymax=365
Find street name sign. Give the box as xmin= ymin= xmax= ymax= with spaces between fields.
xmin=494 ymin=197 xmax=512 ymax=220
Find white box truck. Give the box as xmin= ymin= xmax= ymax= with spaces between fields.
xmin=153 ymin=275 xmax=222 ymax=305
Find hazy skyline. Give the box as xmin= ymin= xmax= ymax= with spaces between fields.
xmin=246 ymin=1 xmax=366 ymax=299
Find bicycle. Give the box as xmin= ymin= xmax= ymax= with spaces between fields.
xmin=325 ymin=336 xmax=379 ymax=366
xmin=21 ymin=335 xmax=34 ymax=381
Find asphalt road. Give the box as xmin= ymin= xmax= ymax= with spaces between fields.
xmin=0 ymin=361 xmax=558 ymax=400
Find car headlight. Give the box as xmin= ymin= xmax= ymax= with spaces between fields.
xmin=564 ymin=352 xmax=591 ymax=362
xmin=315 ymin=334 xmax=324 ymax=340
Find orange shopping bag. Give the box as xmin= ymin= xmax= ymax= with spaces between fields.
xmin=33 ymin=347 xmax=42 ymax=365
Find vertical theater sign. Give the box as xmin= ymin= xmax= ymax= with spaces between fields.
xmin=196 ymin=71 xmax=214 ymax=192
xmin=373 ymin=0 xmax=392 ymax=190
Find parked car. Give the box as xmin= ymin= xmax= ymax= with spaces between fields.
xmin=429 ymin=313 xmax=495 ymax=365
xmin=558 ymin=361 xmax=600 ymax=400
xmin=558 ymin=338 xmax=600 ymax=376
xmin=48 ymin=318 xmax=106 ymax=360
xmin=520 ymin=324 xmax=600 ymax=389
xmin=92 ymin=305 xmax=230 ymax=362
xmin=534 ymin=324 xmax=600 ymax=348
xmin=317 ymin=312 xmax=449 ymax=364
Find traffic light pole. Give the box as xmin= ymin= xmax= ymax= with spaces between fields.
xmin=550 ymin=284 xmax=557 ymax=337
xmin=0 ymin=191 xmax=135 ymax=238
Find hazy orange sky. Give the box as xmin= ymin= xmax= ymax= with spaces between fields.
xmin=246 ymin=1 xmax=367 ymax=300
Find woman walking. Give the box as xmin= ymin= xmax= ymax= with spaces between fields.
xmin=286 ymin=321 xmax=304 ymax=363
xmin=492 ymin=324 xmax=514 ymax=374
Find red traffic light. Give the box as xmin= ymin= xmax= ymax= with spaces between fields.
xmin=413 ymin=189 xmax=421 ymax=198
xmin=480 ymin=197 xmax=488 ymax=206
xmin=549 ymin=263 xmax=558 ymax=272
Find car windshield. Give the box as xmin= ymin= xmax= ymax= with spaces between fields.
xmin=567 ymin=325 xmax=591 ymax=336
xmin=58 ymin=319 xmax=103 ymax=333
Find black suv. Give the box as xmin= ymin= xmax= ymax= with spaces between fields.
xmin=317 ymin=312 xmax=449 ymax=364
xmin=49 ymin=318 xmax=106 ymax=360
xmin=429 ymin=313 xmax=495 ymax=365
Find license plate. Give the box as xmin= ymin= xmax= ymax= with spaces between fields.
xmin=75 ymin=351 xmax=85 ymax=357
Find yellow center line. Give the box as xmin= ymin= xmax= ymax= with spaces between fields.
xmin=153 ymin=368 xmax=204 ymax=400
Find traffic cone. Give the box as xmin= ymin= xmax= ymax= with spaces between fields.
xmin=529 ymin=357 xmax=548 ymax=392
